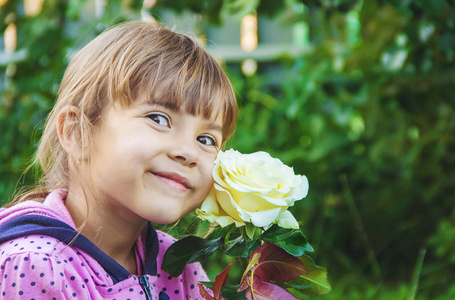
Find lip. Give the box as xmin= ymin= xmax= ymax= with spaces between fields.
xmin=152 ymin=171 xmax=192 ymax=191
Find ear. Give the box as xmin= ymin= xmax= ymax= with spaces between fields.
xmin=57 ymin=106 xmax=82 ymax=155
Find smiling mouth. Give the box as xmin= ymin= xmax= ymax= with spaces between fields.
xmin=152 ymin=172 xmax=191 ymax=192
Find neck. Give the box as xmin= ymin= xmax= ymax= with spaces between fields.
xmin=64 ymin=187 xmax=147 ymax=274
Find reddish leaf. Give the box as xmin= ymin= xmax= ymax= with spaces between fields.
xmin=239 ymin=276 xmax=249 ymax=292
xmin=198 ymin=283 xmax=215 ymax=300
xmin=239 ymin=252 xmax=261 ymax=292
xmin=213 ymin=261 xmax=238 ymax=299
xmin=245 ymin=276 xmax=303 ymax=300
xmin=252 ymin=242 xmax=308 ymax=282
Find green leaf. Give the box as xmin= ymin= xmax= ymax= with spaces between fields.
xmin=204 ymin=224 xmax=234 ymax=240
xmin=260 ymin=225 xmax=313 ymax=257
xmin=225 ymin=237 xmax=261 ymax=258
xmin=162 ymin=236 xmax=224 ymax=277
xmin=284 ymin=254 xmax=331 ymax=296
xmin=245 ymin=222 xmax=256 ymax=240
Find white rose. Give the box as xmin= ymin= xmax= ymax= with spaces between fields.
xmin=196 ymin=149 xmax=309 ymax=229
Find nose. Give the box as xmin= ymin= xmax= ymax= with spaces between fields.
xmin=169 ymin=140 xmax=199 ymax=167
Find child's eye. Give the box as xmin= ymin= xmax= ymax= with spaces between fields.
xmin=148 ymin=113 xmax=170 ymax=127
xmin=197 ymin=135 xmax=218 ymax=147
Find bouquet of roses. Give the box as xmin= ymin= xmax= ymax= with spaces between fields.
xmin=162 ymin=149 xmax=331 ymax=299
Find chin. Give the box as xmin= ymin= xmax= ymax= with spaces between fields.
xmin=147 ymin=214 xmax=182 ymax=225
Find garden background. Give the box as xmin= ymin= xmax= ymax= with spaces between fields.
xmin=0 ymin=0 xmax=454 ymax=299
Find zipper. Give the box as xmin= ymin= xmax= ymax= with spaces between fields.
xmin=139 ymin=275 xmax=153 ymax=300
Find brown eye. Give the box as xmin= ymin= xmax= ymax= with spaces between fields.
xmin=197 ymin=135 xmax=217 ymax=147
xmin=148 ymin=113 xmax=170 ymax=127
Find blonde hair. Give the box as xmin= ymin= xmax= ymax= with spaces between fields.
xmin=9 ymin=21 xmax=237 ymax=205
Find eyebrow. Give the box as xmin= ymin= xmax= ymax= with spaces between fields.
xmin=144 ymin=99 xmax=179 ymax=112
xmin=205 ymin=122 xmax=222 ymax=133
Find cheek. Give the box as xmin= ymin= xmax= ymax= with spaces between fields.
xmin=203 ymin=177 xmax=215 ymax=196
xmin=199 ymin=162 xmax=216 ymax=195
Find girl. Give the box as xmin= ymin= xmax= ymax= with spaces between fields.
xmin=0 ymin=21 xmax=237 ymax=299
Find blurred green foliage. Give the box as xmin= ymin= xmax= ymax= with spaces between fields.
xmin=1 ymin=0 xmax=454 ymax=298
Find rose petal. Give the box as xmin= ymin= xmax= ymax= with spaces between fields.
xmin=247 ymin=207 xmax=282 ymax=228
xmin=214 ymin=187 xmax=283 ymax=229
xmin=237 ymin=193 xmax=278 ymax=212
xmin=197 ymin=188 xmax=239 ymax=227
xmin=214 ymin=185 xmax=249 ymax=222
xmin=212 ymin=165 xmax=230 ymax=190
xmin=199 ymin=188 xmax=221 ymax=215
xmin=215 ymin=216 xmax=244 ymax=227
xmin=277 ymin=210 xmax=300 ymax=229
xmin=251 ymin=194 xmax=292 ymax=207
xmin=208 ymin=149 xmax=309 ymax=230
xmin=289 ymin=175 xmax=309 ymax=199
xmin=221 ymin=169 xmax=263 ymax=193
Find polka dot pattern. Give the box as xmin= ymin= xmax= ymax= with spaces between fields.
xmin=0 ymin=236 xmax=90 ymax=299
xmin=0 ymin=232 xmax=208 ymax=300
xmin=155 ymin=232 xmax=209 ymax=300
xmin=0 ymin=190 xmax=210 ymax=299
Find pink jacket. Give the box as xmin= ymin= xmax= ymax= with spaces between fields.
xmin=0 ymin=190 xmax=208 ymax=299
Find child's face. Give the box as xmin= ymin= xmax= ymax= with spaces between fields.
xmin=84 ymin=99 xmax=223 ymax=225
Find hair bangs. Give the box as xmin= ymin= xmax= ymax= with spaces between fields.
xmin=130 ymin=31 xmax=237 ymax=140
